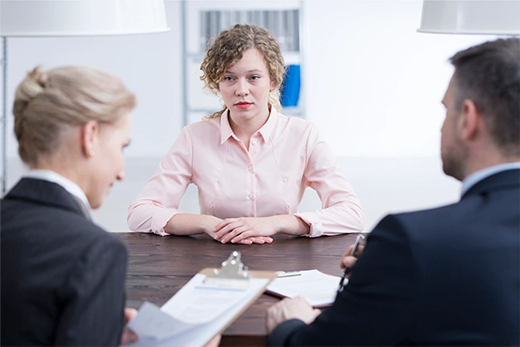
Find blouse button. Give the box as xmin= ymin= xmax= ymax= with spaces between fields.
xmin=282 ymin=176 xmax=288 ymax=182
xmin=248 ymin=194 xmax=254 ymax=200
xmin=248 ymin=166 xmax=254 ymax=173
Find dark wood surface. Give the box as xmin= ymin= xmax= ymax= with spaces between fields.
xmin=118 ymin=232 xmax=358 ymax=346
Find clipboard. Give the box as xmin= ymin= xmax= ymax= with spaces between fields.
xmin=127 ymin=252 xmax=275 ymax=347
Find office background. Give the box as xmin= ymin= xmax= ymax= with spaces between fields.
xmin=1 ymin=1 xmax=493 ymax=232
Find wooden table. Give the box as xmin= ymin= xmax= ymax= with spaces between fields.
xmin=118 ymin=232 xmax=358 ymax=346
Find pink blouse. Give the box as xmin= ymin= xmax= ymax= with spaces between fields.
xmin=128 ymin=108 xmax=365 ymax=237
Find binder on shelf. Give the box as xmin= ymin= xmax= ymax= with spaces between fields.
xmin=127 ymin=252 xmax=276 ymax=347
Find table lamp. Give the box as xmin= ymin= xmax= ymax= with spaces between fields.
xmin=418 ymin=0 xmax=520 ymax=35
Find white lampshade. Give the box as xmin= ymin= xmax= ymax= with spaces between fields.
xmin=0 ymin=0 xmax=170 ymax=37
xmin=418 ymin=0 xmax=520 ymax=35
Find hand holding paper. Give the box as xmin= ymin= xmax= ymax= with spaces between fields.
xmin=266 ymin=296 xmax=321 ymax=334
xmin=120 ymin=308 xmax=139 ymax=345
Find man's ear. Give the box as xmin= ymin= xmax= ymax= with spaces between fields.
xmin=459 ymin=99 xmax=479 ymax=141
xmin=81 ymin=120 xmax=99 ymax=158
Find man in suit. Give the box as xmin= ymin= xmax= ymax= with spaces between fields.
xmin=267 ymin=38 xmax=520 ymax=346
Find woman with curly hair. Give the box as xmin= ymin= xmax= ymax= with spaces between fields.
xmin=128 ymin=24 xmax=364 ymax=244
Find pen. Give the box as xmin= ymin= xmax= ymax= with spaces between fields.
xmin=338 ymin=234 xmax=365 ymax=293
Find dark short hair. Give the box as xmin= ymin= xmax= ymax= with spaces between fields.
xmin=450 ymin=38 xmax=520 ymax=156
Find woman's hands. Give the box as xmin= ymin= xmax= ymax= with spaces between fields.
xmin=213 ymin=217 xmax=276 ymax=244
xmin=213 ymin=215 xmax=310 ymax=244
xmin=206 ymin=216 xmax=274 ymax=245
xmin=167 ymin=213 xmax=309 ymax=244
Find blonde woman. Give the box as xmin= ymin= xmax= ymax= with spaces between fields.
xmin=1 ymin=66 xmax=138 ymax=345
xmin=128 ymin=24 xmax=365 ymax=244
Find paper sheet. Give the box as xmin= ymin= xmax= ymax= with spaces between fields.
xmin=267 ymin=269 xmax=341 ymax=307
xmin=127 ymin=274 xmax=269 ymax=347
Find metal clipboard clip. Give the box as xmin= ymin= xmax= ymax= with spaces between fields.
xmin=204 ymin=251 xmax=250 ymax=288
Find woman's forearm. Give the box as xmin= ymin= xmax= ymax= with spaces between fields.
xmin=164 ymin=213 xmax=222 ymax=236
xmin=272 ymin=215 xmax=310 ymax=236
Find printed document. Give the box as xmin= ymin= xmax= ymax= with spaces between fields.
xmin=267 ymin=269 xmax=341 ymax=307
xmin=127 ymin=274 xmax=269 ymax=347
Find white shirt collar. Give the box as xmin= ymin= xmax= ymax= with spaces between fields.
xmin=24 ymin=169 xmax=92 ymax=217
xmin=461 ymin=162 xmax=520 ymax=197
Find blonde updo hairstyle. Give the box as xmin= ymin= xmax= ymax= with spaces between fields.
xmin=13 ymin=66 xmax=136 ymax=166
xmin=200 ymin=24 xmax=285 ymax=119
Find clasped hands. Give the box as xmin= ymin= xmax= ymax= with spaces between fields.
xmin=211 ymin=216 xmax=276 ymax=245
xmin=266 ymin=240 xmax=365 ymax=334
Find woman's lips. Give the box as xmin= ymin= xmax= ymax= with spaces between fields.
xmin=235 ymin=102 xmax=253 ymax=109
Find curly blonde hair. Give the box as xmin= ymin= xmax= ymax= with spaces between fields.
xmin=13 ymin=66 xmax=136 ymax=165
xmin=200 ymin=24 xmax=285 ymax=119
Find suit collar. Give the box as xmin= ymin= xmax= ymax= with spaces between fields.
xmin=462 ymin=169 xmax=520 ymax=199
xmin=4 ymin=178 xmax=89 ymax=219
xmin=24 ymin=169 xmax=92 ymax=216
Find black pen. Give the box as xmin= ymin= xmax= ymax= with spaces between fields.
xmin=338 ymin=234 xmax=365 ymax=293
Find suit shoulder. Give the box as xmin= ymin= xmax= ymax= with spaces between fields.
xmin=40 ymin=208 xmax=127 ymax=258
xmin=77 ymin=222 xmax=127 ymax=254
xmin=378 ymin=200 xmax=486 ymax=247
xmin=391 ymin=202 xmax=460 ymax=224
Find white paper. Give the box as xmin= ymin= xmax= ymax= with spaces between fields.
xmin=267 ymin=269 xmax=341 ymax=307
xmin=161 ymin=274 xmax=247 ymax=324
xmin=126 ymin=274 xmax=269 ymax=347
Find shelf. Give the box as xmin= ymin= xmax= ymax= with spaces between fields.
xmin=186 ymin=108 xmax=218 ymax=114
xmin=281 ymin=106 xmax=302 ymax=116
xmin=186 ymin=51 xmax=301 ymax=65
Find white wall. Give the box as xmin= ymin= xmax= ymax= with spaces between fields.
xmin=4 ymin=1 xmax=183 ymax=160
xmin=303 ymin=0 xmax=491 ymax=157
xmin=1 ymin=1 xmax=499 ymax=232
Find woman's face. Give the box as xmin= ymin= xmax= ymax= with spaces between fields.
xmin=218 ymin=48 xmax=275 ymax=125
xmin=86 ymin=112 xmax=132 ymax=209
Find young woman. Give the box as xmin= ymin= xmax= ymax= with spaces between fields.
xmin=128 ymin=24 xmax=365 ymax=244
xmin=1 ymin=66 xmax=138 ymax=345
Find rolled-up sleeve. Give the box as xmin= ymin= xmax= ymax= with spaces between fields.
xmin=294 ymin=126 xmax=365 ymax=237
xmin=127 ymin=128 xmax=193 ymax=236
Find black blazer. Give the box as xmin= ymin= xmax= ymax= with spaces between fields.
xmin=1 ymin=178 xmax=128 ymax=346
xmin=270 ymin=169 xmax=520 ymax=346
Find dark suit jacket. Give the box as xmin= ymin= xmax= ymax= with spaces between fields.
xmin=270 ymin=169 xmax=520 ymax=346
xmin=1 ymin=178 xmax=128 ymax=346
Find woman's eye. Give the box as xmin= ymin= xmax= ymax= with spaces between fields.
xmin=223 ymin=76 xmax=233 ymax=81
xmin=250 ymin=75 xmax=260 ymax=81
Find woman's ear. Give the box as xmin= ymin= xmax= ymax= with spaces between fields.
xmin=81 ymin=120 xmax=99 ymax=158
